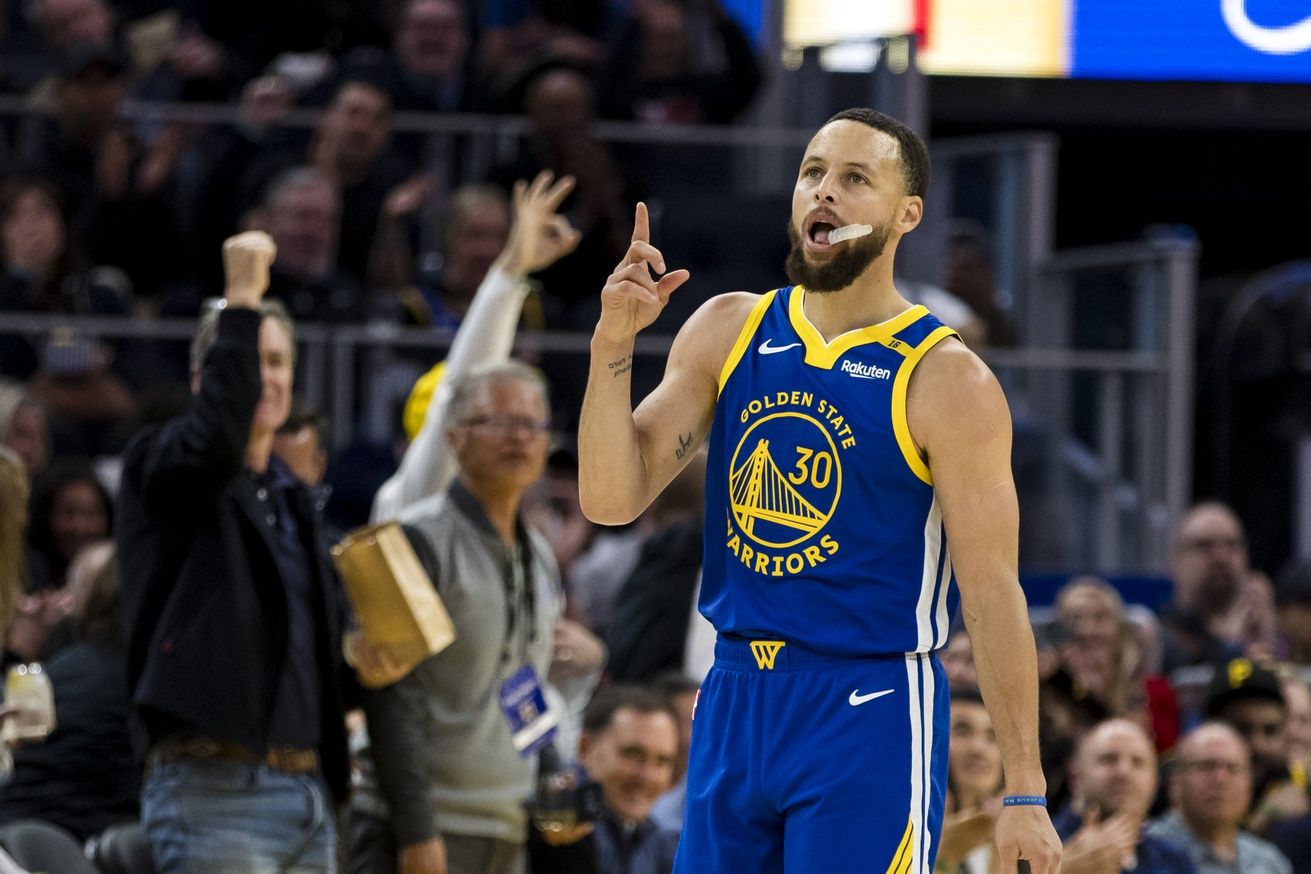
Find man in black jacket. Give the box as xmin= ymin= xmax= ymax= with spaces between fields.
xmin=116 ymin=231 xmax=354 ymax=873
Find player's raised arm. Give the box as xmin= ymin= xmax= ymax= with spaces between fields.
xmin=908 ymin=342 xmax=1061 ymax=874
xmin=578 ymin=203 xmax=747 ymax=524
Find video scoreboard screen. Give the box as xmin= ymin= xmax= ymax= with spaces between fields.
xmin=779 ymin=0 xmax=1311 ymax=83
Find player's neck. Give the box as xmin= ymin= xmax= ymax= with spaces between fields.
xmin=800 ymin=263 xmax=909 ymax=340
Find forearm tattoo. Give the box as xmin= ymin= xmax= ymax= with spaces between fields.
xmin=607 ymin=357 xmax=632 ymax=377
xmin=676 ymin=432 xmax=695 ymax=460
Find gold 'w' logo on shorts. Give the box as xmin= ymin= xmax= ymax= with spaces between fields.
xmin=749 ymin=640 xmax=786 ymax=670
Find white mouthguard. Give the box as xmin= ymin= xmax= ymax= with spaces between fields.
xmin=828 ymin=223 xmax=873 ymax=243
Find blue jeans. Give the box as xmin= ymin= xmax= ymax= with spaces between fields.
xmin=142 ymin=757 xmax=336 ymax=873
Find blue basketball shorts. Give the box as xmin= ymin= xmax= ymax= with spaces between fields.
xmin=673 ymin=636 xmax=949 ymax=874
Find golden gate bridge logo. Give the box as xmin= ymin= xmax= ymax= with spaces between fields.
xmin=728 ymin=412 xmax=841 ymax=549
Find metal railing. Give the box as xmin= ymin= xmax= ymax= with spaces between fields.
xmin=0 ymin=98 xmax=1197 ymax=572
xmin=1002 ymin=234 xmax=1199 ymax=573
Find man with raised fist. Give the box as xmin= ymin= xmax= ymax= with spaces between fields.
xmin=117 ymin=231 xmax=355 ymax=873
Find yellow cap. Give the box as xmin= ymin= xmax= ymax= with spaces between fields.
xmin=402 ymin=361 xmax=447 ymax=443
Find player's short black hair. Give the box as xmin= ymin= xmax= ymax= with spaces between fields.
xmin=824 ymin=107 xmax=930 ymax=199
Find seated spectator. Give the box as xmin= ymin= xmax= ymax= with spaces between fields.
xmin=597 ymin=0 xmax=761 ymax=125
xmin=1146 ymin=722 xmax=1292 ymax=873
xmin=342 ymin=0 xmax=475 ymax=114
xmin=1126 ymin=604 xmax=1183 ymax=753
xmin=935 ymin=687 xmax=1003 ymax=874
xmin=252 ymin=166 xmax=369 ymax=324
xmin=5 ymin=0 xmax=116 ymax=94
xmin=0 ymin=549 xmax=138 ymax=842
xmin=335 ymin=0 xmax=479 ymax=165
xmin=391 ymin=184 xmax=524 ymax=329
xmin=241 ymin=78 xmax=418 ymax=286
xmin=1054 ymin=577 xmax=1139 ymax=717
xmin=1054 ymin=718 xmax=1192 ymax=873
xmin=1204 ymin=657 xmax=1310 ymax=836
xmin=648 ymin=673 xmax=697 ymax=834
xmin=0 ymin=177 xmax=138 ymax=450
xmin=187 ymin=73 xmax=303 ymax=291
xmin=0 ymin=384 xmax=48 ymax=475
xmin=23 ymin=459 xmax=111 ymax=593
xmin=527 ymin=684 xmax=680 ymax=874
xmin=1161 ymin=502 xmax=1256 ymax=675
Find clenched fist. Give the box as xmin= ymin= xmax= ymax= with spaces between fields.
xmin=222 ymin=231 xmax=278 ymax=308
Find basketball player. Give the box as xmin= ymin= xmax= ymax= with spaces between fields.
xmin=577 ymin=108 xmax=1060 ymax=873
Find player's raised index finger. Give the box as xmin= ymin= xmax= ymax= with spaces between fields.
xmin=632 ymin=201 xmax=650 ymax=245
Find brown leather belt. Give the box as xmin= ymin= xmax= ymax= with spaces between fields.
xmin=148 ymin=735 xmax=319 ymax=775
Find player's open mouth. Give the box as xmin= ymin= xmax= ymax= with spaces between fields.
xmin=809 ymin=221 xmax=835 ymax=246
xmin=804 ymin=212 xmax=842 ymax=253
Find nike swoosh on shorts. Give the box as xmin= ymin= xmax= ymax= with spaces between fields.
xmin=848 ymin=688 xmax=895 ymax=706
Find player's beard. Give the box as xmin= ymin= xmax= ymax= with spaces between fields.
xmin=784 ymin=218 xmax=891 ymax=292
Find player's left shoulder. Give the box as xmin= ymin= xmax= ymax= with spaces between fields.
xmin=907 ymin=337 xmax=1010 ymax=446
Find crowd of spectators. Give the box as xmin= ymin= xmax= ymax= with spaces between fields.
xmin=3 ymin=2 xmax=1307 ymax=874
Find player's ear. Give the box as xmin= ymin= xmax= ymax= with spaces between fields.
xmin=897 ymin=196 xmax=923 ymax=234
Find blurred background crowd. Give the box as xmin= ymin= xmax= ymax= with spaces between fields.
xmin=2 ymin=0 xmax=1311 ymax=871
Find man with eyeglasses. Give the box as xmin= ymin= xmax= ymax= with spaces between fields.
xmin=1146 ymin=722 xmax=1292 ymax=873
xmin=350 ymin=359 xmax=603 ymax=874
xmin=1204 ymin=658 xmax=1311 ymax=838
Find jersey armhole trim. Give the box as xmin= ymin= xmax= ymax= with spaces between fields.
xmin=716 ymin=290 xmax=777 ymax=398
xmin=891 ymin=325 xmax=960 ymax=485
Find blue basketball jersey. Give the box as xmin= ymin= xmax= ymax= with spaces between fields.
xmin=701 ymin=285 xmax=961 ymax=657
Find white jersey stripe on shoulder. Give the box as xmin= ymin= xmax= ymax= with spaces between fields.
xmin=916 ymin=497 xmax=943 ymax=651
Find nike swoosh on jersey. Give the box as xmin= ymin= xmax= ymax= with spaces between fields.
xmin=848 ymin=688 xmax=895 ymax=706
xmin=758 ymin=339 xmax=802 ymax=355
